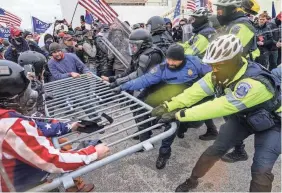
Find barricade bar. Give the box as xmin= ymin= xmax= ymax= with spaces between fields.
xmin=24 ymin=75 xmax=178 ymax=192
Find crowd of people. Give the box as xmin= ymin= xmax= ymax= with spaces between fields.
xmin=0 ymin=0 xmax=281 ymax=192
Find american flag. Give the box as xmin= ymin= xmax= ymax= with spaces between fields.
xmin=0 ymin=8 xmax=21 ymax=27
xmin=78 ymin=0 xmax=118 ymax=25
xmin=0 ymin=109 xmax=98 ymax=192
xmin=186 ymin=0 xmax=201 ymax=11
xmin=172 ymin=0 xmax=181 ymax=27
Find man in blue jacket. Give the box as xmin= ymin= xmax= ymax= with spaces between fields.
xmin=114 ymin=44 xmax=213 ymax=169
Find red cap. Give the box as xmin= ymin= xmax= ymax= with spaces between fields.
xmin=10 ymin=27 xmax=22 ymax=37
xmin=58 ymin=32 xmax=65 ymax=38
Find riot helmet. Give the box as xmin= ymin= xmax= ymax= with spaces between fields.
xmin=146 ymin=16 xmax=166 ymax=34
xmin=18 ymin=51 xmax=47 ymax=78
xmin=129 ymin=29 xmax=152 ymax=55
xmin=0 ymin=60 xmax=38 ymax=113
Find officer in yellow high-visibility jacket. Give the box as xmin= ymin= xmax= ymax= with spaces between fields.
xmin=216 ymin=0 xmax=260 ymax=60
xmin=181 ymin=7 xmax=216 ymax=59
xmin=151 ymin=35 xmax=281 ymax=192
xmin=180 ymin=7 xmax=219 ymax=141
xmin=216 ymin=0 xmax=261 ymax=163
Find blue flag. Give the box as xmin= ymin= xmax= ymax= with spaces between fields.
xmin=272 ymin=1 xmax=276 ymax=18
xmin=0 ymin=27 xmax=10 ymax=39
xmin=32 ymin=16 xmax=51 ymax=34
xmin=85 ymin=10 xmax=94 ymax=25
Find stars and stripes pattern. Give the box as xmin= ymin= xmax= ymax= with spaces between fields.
xmin=78 ymin=0 xmax=118 ymax=25
xmin=172 ymin=0 xmax=181 ymax=28
xmin=0 ymin=8 xmax=21 ymax=27
xmin=186 ymin=0 xmax=201 ymax=11
xmin=0 ymin=109 xmax=98 ymax=192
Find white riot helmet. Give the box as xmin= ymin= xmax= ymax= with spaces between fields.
xmin=214 ymin=0 xmax=242 ymax=7
xmin=203 ymin=34 xmax=243 ymax=64
xmin=190 ymin=7 xmax=210 ymax=17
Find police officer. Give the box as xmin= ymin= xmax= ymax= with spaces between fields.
xmin=218 ymin=0 xmax=261 ymax=163
xmin=94 ymin=24 xmax=112 ymax=76
xmin=152 ymin=35 xmax=281 ymax=192
xmin=146 ymin=16 xmax=174 ymax=54
xmin=102 ymin=29 xmax=164 ymax=86
xmin=215 ymin=0 xmax=260 ymax=60
xmin=180 ymin=7 xmax=218 ymax=140
xmin=114 ymin=44 xmax=212 ymax=169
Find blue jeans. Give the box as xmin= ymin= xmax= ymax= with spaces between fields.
xmin=269 ymin=50 xmax=279 ymax=71
xmin=159 ymin=121 xmax=204 ymax=155
xmin=190 ymin=115 xmax=281 ymax=192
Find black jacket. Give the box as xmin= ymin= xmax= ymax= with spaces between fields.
xmin=255 ymin=23 xmax=274 ymax=52
xmin=267 ymin=20 xmax=281 ymax=51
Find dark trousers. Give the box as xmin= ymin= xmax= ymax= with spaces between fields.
xmin=159 ymin=121 xmax=204 ymax=155
xmin=190 ymin=115 xmax=281 ymax=192
xmin=257 ymin=51 xmax=270 ymax=69
xmin=269 ymin=50 xmax=279 ymax=71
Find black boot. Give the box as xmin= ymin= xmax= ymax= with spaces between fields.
xmin=199 ymin=127 xmax=218 ymax=141
xmin=156 ymin=153 xmax=171 ymax=169
xmin=175 ymin=178 xmax=199 ymax=192
xmin=221 ymin=144 xmax=248 ymax=163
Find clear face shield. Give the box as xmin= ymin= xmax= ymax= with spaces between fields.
xmin=128 ymin=40 xmax=143 ymax=56
xmin=146 ymin=24 xmax=152 ymax=33
xmin=182 ymin=23 xmax=193 ymax=42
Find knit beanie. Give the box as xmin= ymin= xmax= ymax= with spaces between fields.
xmin=166 ymin=44 xmax=185 ymax=61
xmin=49 ymin=42 xmax=62 ymax=54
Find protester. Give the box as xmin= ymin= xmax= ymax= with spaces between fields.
xmin=41 ymin=33 xmax=54 ymax=56
xmin=48 ymin=42 xmax=91 ymax=80
xmin=255 ymin=13 xmax=274 ymax=69
xmin=5 ymin=28 xmax=30 ymax=63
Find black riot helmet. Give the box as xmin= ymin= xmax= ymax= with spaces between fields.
xmin=18 ymin=51 xmax=47 ymax=78
xmin=0 ymin=60 xmax=29 ymax=99
xmin=129 ymin=29 xmax=153 ymax=55
xmin=146 ymin=16 xmax=166 ymax=34
xmin=0 ymin=60 xmax=38 ymax=113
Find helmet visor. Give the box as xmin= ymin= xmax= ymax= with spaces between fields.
xmin=146 ymin=24 xmax=152 ymax=33
xmin=129 ymin=40 xmax=143 ymax=55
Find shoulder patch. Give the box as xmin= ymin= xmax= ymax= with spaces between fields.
xmin=234 ymin=82 xmax=252 ymax=99
xmin=150 ymin=66 xmax=158 ymax=74
xmin=188 ymin=69 xmax=193 ymax=76
xmin=230 ymin=25 xmax=241 ymax=35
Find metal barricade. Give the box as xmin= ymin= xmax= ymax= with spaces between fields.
xmin=25 ymin=74 xmax=177 ymax=192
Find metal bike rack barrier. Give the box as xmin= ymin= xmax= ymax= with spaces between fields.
xmin=24 ymin=74 xmax=177 ymax=192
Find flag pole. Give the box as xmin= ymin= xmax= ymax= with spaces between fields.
xmin=70 ymin=1 xmax=79 ymax=24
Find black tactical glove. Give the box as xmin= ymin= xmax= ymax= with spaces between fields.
xmin=112 ymin=86 xmax=121 ymax=93
xmin=158 ymin=110 xmax=178 ymax=124
xmin=151 ymin=104 xmax=169 ymax=117
xmin=109 ymin=81 xmax=118 ymax=88
xmin=108 ymin=76 xmax=116 ymax=83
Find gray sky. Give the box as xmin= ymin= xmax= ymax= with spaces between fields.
xmin=0 ymin=0 xmax=62 ymax=30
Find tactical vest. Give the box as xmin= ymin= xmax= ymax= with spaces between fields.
xmin=152 ymin=31 xmax=173 ymax=54
xmin=132 ymin=46 xmax=165 ymax=73
xmin=189 ymin=26 xmax=216 ymax=45
xmin=226 ymin=17 xmax=258 ymax=60
xmin=215 ymin=62 xmax=281 ymax=116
